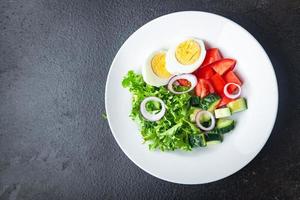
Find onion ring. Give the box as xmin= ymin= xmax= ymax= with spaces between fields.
xmin=223 ymin=82 xmax=242 ymax=99
xmin=167 ymin=74 xmax=197 ymax=94
xmin=195 ymin=110 xmax=215 ymax=131
xmin=140 ymin=97 xmax=166 ymax=121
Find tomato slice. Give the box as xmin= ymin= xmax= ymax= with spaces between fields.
xmin=210 ymin=58 xmax=236 ymax=75
xmin=205 ymin=79 xmax=215 ymax=94
xmin=195 ymin=80 xmax=203 ymax=97
xmin=177 ymin=79 xmax=191 ymax=87
xmin=201 ymin=48 xmax=222 ymax=67
xmin=223 ymin=71 xmax=242 ymax=93
xmin=210 ymin=73 xmax=226 ymax=95
xmin=195 ymin=79 xmax=214 ymax=98
xmin=194 ymin=48 xmax=223 ymax=79
xmin=194 ymin=65 xmax=215 ymax=79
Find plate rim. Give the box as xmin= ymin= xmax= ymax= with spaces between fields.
xmin=105 ymin=11 xmax=279 ymax=184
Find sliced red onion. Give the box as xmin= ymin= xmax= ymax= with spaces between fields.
xmin=167 ymin=74 xmax=197 ymax=94
xmin=140 ymin=97 xmax=166 ymax=121
xmin=224 ymin=82 xmax=242 ymax=99
xmin=195 ymin=110 xmax=215 ymax=131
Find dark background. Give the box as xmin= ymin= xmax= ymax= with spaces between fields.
xmin=0 ymin=0 xmax=299 ymax=199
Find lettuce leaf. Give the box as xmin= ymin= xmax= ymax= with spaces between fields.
xmin=122 ymin=70 xmax=202 ymax=151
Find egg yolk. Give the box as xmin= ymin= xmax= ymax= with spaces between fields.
xmin=175 ymin=39 xmax=201 ymax=65
xmin=151 ymin=52 xmax=171 ymax=78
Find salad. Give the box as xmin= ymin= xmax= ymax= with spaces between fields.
xmin=122 ymin=38 xmax=247 ymax=151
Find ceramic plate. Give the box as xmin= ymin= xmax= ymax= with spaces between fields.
xmin=105 ymin=11 xmax=278 ymax=184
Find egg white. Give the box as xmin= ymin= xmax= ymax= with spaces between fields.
xmin=142 ymin=50 xmax=170 ymax=87
xmin=166 ymin=38 xmax=206 ymax=75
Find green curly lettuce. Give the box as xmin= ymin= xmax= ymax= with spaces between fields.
xmin=122 ymin=70 xmax=204 ymax=151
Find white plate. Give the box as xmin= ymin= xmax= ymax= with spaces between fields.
xmin=105 ymin=11 xmax=278 ymax=184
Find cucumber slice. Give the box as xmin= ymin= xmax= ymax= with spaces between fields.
xmin=227 ymin=98 xmax=247 ymax=113
xmin=207 ymin=100 xmax=221 ymax=112
xmin=216 ymin=118 xmax=235 ymax=134
xmin=205 ymin=133 xmax=223 ymax=145
xmin=199 ymin=93 xmax=221 ymax=112
xmin=189 ymin=107 xmax=210 ymax=122
xmin=189 ymin=134 xmax=207 ymax=147
xmin=189 ymin=107 xmax=201 ymax=122
xmin=214 ymin=107 xmax=231 ymax=118
xmin=206 ymin=140 xmax=222 ymax=145
xmin=190 ymin=96 xmax=200 ymax=107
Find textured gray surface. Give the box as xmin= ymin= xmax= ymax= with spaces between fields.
xmin=0 ymin=0 xmax=299 ymax=199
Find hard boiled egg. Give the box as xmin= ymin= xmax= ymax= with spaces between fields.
xmin=166 ymin=38 xmax=206 ymax=74
xmin=142 ymin=50 xmax=172 ymax=87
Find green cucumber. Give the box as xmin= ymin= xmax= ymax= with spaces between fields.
xmin=199 ymin=93 xmax=221 ymax=112
xmin=189 ymin=107 xmax=211 ymax=123
xmin=205 ymin=133 xmax=223 ymax=145
xmin=189 ymin=107 xmax=201 ymax=122
xmin=206 ymin=140 xmax=222 ymax=145
xmin=190 ymin=107 xmax=211 ymax=123
xmin=190 ymin=96 xmax=201 ymax=107
xmin=216 ymin=118 xmax=235 ymax=134
xmin=189 ymin=134 xmax=207 ymax=147
xmin=214 ymin=107 xmax=231 ymax=118
xmin=227 ymin=97 xmax=247 ymax=113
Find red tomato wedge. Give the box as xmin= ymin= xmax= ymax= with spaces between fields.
xmin=201 ymin=48 xmax=222 ymax=67
xmin=218 ymin=95 xmax=234 ymax=107
xmin=195 ymin=79 xmax=214 ymax=98
xmin=195 ymin=81 xmax=203 ymax=97
xmin=203 ymin=79 xmax=215 ymax=94
xmin=210 ymin=58 xmax=236 ymax=75
xmin=223 ymin=71 xmax=242 ymax=93
xmin=210 ymin=73 xmax=226 ymax=95
xmin=177 ymin=79 xmax=191 ymax=87
xmin=194 ymin=65 xmax=215 ymax=79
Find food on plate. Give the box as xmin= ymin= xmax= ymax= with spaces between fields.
xmin=166 ymin=38 xmax=206 ymax=74
xmin=140 ymin=97 xmax=166 ymax=121
xmin=122 ymin=71 xmax=197 ymax=151
xmin=214 ymin=118 xmax=235 ymax=134
xmin=142 ymin=50 xmax=171 ymax=87
xmin=194 ymin=79 xmax=214 ymax=98
xmin=201 ymin=48 xmax=222 ymax=67
xmin=227 ymin=98 xmax=247 ymax=113
xmin=210 ymin=58 xmax=236 ymax=75
xmin=167 ymin=74 xmax=197 ymax=94
xmin=122 ymin=41 xmax=248 ymax=151
xmin=195 ymin=110 xmax=215 ymax=131
xmin=223 ymin=83 xmax=241 ymax=99
xmin=210 ymin=73 xmax=226 ymax=95
xmin=214 ymin=107 xmax=231 ymax=119
xmin=223 ymin=71 xmax=242 ymax=93
xmin=194 ymin=65 xmax=215 ymax=79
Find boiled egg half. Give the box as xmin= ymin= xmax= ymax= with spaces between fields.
xmin=166 ymin=38 xmax=206 ymax=74
xmin=142 ymin=50 xmax=172 ymax=87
